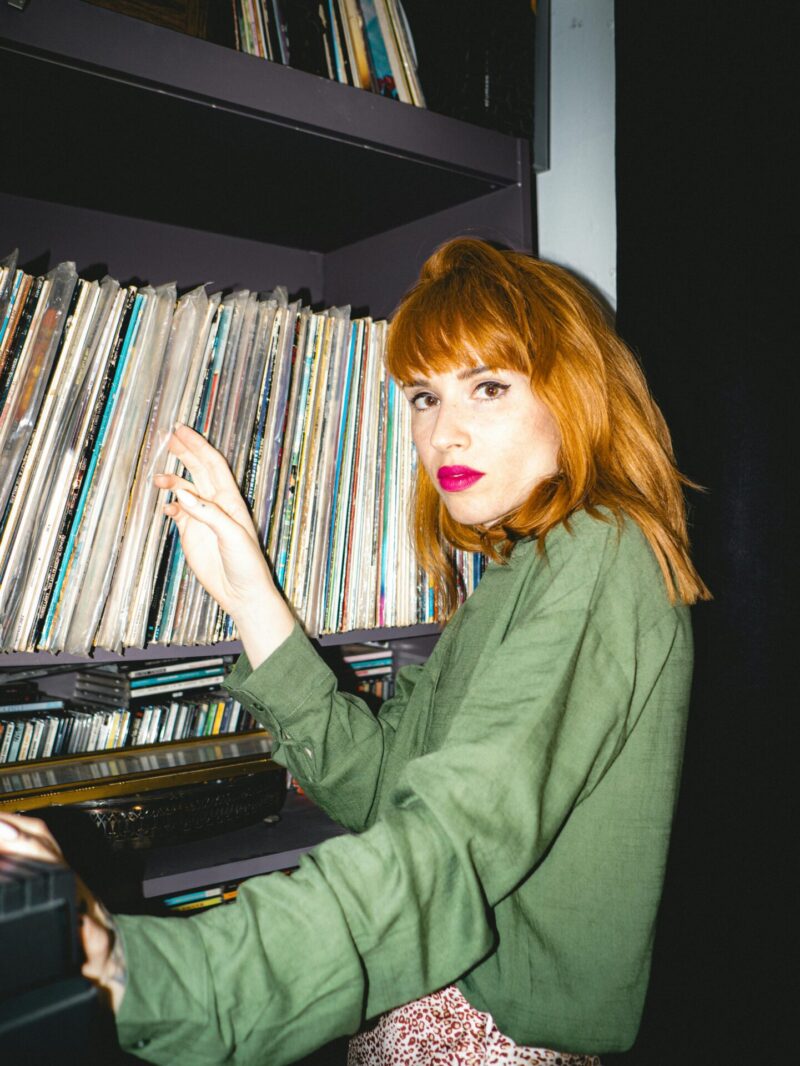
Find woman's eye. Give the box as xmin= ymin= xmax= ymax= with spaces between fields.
xmin=475 ymin=381 xmax=510 ymax=400
xmin=410 ymin=392 xmax=438 ymax=411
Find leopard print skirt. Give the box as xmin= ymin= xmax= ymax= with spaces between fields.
xmin=347 ymin=984 xmax=601 ymax=1066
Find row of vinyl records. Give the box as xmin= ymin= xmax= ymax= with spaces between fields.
xmin=0 ymin=250 xmax=484 ymax=654
xmin=232 ymin=0 xmax=425 ymax=107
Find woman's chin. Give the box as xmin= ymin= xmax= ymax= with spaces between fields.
xmin=441 ymin=498 xmax=498 ymax=528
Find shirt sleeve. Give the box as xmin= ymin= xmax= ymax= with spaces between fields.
xmin=224 ymin=624 xmax=427 ymax=832
xmin=114 ymin=594 xmax=657 ymax=1066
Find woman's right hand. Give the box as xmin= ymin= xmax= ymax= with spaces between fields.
xmin=154 ymin=424 xmax=295 ymax=668
xmin=0 ymin=813 xmax=126 ymax=1013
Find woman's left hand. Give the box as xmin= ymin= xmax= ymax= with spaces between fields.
xmin=153 ymin=424 xmax=295 ymax=668
xmin=0 ymin=812 xmax=126 ymax=1012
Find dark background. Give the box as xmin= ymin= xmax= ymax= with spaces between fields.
xmin=611 ymin=1 xmax=794 ymax=1060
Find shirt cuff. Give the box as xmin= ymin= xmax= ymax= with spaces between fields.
xmin=223 ymin=624 xmax=337 ymax=760
xmin=114 ymin=913 xmax=226 ymax=1065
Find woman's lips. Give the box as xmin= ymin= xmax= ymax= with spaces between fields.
xmin=436 ymin=466 xmax=486 ymax=493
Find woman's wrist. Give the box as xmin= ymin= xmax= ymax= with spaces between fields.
xmin=81 ymin=910 xmax=127 ymax=1013
xmin=233 ymin=592 xmax=296 ymax=671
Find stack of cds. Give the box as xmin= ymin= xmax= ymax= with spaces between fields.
xmin=0 ymin=251 xmax=482 ymax=655
xmin=0 ymin=655 xmax=257 ymax=765
xmin=341 ymin=642 xmax=394 ymax=701
xmin=37 ymin=667 xmax=129 ymax=709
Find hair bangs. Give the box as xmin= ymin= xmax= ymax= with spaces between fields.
xmin=386 ymin=273 xmax=529 ymax=384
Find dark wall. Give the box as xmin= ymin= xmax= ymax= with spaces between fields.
xmin=614 ymin=2 xmax=793 ymax=1060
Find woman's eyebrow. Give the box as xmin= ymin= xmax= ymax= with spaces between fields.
xmin=457 ymin=364 xmax=494 ymax=380
xmin=404 ymin=365 xmax=496 ymax=388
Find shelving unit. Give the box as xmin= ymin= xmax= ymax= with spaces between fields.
xmin=0 ymin=0 xmax=532 ymax=810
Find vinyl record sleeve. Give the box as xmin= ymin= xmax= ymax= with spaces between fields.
xmin=359 ymin=0 xmax=402 ymax=100
xmin=241 ymin=302 xmax=279 ymax=511
xmin=320 ymin=318 xmax=358 ymax=632
xmin=267 ymin=308 xmax=311 ymax=581
xmin=43 ymin=289 xmax=145 ymax=650
xmin=326 ymin=0 xmax=350 ymax=84
xmin=285 ymin=310 xmax=333 ymax=612
xmin=0 ymin=273 xmax=85 ymax=593
xmin=38 ymin=285 xmax=134 ymax=648
xmin=339 ymin=319 xmax=371 ymax=630
xmin=326 ymin=318 xmax=368 ymax=632
xmin=174 ymin=292 xmax=241 ymax=645
xmin=31 ymin=279 xmax=124 ymax=647
xmin=229 ymin=298 xmax=273 ymax=495
xmin=150 ymin=294 xmax=223 ymax=644
xmin=0 ymin=264 xmax=77 ymax=522
xmin=340 ymin=0 xmax=374 ymax=90
xmin=63 ymin=285 xmax=175 ymax=654
xmin=0 ymin=274 xmax=42 ymax=420
xmin=0 ymin=271 xmax=31 ymax=391
xmin=304 ymin=306 xmax=351 ymax=632
xmin=253 ymin=299 xmax=299 ymax=547
xmin=133 ymin=289 xmax=217 ymax=649
xmin=0 ymin=249 xmax=19 ymax=350
xmin=385 ymin=0 xmax=425 ymax=106
xmin=275 ymin=310 xmax=325 ymax=597
xmin=0 ymin=279 xmax=104 ymax=649
xmin=98 ymin=285 xmax=208 ymax=650
xmin=0 ymin=266 xmax=76 ymax=525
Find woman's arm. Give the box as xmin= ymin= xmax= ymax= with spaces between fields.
xmin=157 ymin=424 xmax=426 ymax=828
xmin=225 ymin=630 xmax=429 ymax=830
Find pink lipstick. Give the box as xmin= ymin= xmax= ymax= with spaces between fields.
xmin=437 ymin=466 xmax=485 ymax=493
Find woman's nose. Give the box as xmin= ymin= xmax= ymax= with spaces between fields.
xmin=429 ymin=403 xmax=470 ymax=452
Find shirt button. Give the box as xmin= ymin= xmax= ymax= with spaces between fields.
xmin=133 ymin=1038 xmax=151 ymax=1049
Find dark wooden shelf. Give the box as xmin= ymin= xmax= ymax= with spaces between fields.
xmin=0 ymin=0 xmax=525 ymax=252
xmin=140 ymin=790 xmax=347 ymax=899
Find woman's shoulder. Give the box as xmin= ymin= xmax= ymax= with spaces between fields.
xmin=532 ymin=507 xmax=652 ymax=571
xmin=517 ymin=508 xmax=677 ymax=621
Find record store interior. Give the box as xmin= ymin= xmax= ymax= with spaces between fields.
xmin=0 ymin=1 xmax=788 ymax=1063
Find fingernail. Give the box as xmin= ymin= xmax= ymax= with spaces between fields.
xmin=0 ymin=820 xmax=18 ymax=840
xmin=176 ymin=488 xmax=199 ymax=509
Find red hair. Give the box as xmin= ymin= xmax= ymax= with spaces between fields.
xmin=386 ymin=238 xmax=710 ymax=614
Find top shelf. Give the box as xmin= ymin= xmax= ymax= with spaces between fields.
xmin=0 ymin=0 xmax=526 ymax=252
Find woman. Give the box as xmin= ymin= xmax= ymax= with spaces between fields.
xmin=0 ymin=239 xmax=709 ymax=1065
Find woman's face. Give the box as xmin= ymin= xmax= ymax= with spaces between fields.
xmin=403 ymin=364 xmax=561 ymax=527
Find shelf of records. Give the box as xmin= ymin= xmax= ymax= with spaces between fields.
xmin=83 ymin=0 xmax=425 ymax=108
xmin=0 ymin=250 xmax=485 ymax=659
xmin=230 ymin=0 xmax=425 ymax=106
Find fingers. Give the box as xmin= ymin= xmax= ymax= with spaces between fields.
xmin=156 ymin=469 xmax=260 ymax=552
xmin=173 ymin=489 xmax=235 ymax=539
xmin=153 ymin=471 xmax=196 ymax=497
xmin=0 ymin=812 xmax=65 ymax=864
xmin=168 ymin=424 xmax=236 ymax=493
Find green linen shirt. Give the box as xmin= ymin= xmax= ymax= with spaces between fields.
xmin=115 ymin=510 xmax=693 ymax=1064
